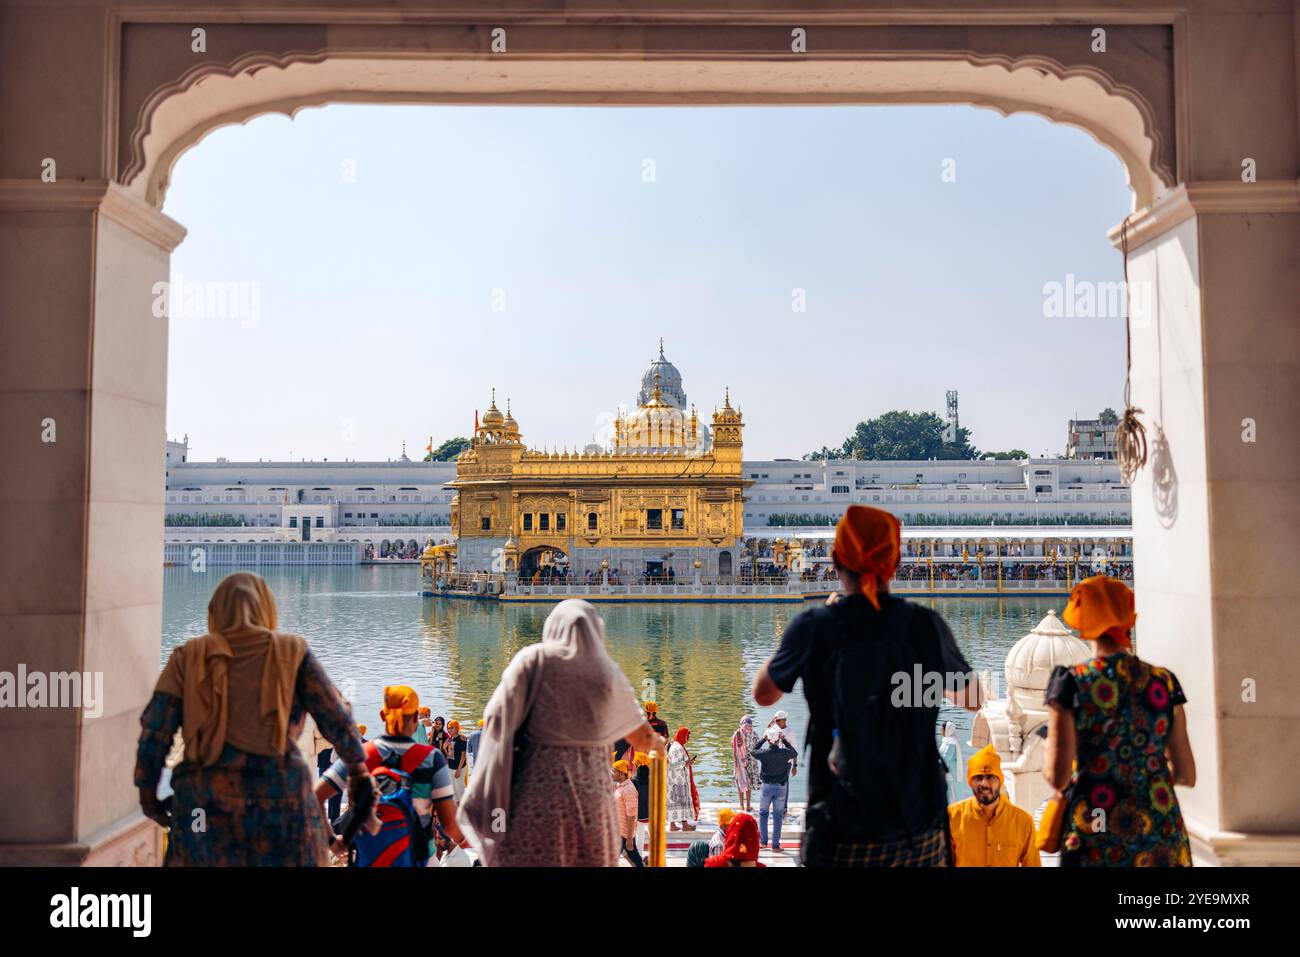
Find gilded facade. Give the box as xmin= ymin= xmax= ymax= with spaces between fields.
xmin=448 ymin=347 xmax=748 ymax=580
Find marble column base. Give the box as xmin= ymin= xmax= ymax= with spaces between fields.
xmin=0 ymin=812 xmax=161 ymax=867
xmin=1188 ymin=818 xmax=1300 ymax=867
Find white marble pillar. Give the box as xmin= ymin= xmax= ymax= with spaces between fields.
xmin=1121 ymin=185 xmax=1300 ymax=864
xmin=0 ymin=182 xmax=185 ymax=865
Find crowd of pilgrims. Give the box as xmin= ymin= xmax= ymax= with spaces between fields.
xmin=135 ymin=506 xmax=1192 ymax=868
xmin=893 ymin=561 xmax=1134 ymax=582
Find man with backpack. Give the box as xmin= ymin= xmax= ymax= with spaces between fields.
xmin=752 ymin=505 xmax=981 ymax=866
xmin=316 ymin=685 xmax=470 ymax=867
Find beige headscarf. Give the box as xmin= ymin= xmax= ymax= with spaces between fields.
xmin=155 ymin=572 xmax=306 ymax=766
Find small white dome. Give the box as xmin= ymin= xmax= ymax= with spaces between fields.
xmin=1005 ymin=609 xmax=1092 ymax=697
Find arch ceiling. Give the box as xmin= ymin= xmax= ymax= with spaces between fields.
xmin=114 ymin=22 xmax=1177 ymax=209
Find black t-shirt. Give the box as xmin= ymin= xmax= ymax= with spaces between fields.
xmin=766 ymin=593 xmax=973 ymax=818
xmin=634 ymin=765 xmax=649 ymax=820
xmin=443 ymin=735 xmax=467 ymax=772
xmin=752 ymin=740 xmax=797 ymax=785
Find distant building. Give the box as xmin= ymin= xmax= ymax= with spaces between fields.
xmin=162 ymin=363 xmax=1132 ymax=560
xmin=1066 ymin=411 xmax=1119 ymax=460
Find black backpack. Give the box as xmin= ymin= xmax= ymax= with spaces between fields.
xmin=811 ymin=596 xmax=948 ymax=845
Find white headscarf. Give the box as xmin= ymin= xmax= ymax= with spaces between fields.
xmin=458 ymin=600 xmax=645 ymax=865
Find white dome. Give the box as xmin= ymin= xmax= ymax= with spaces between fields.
xmin=1004 ymin=609 xmax=1093 ymax=697
xmin=638 ymin=344 xmax=687 ymax=409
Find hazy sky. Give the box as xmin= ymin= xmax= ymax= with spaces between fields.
xmin=163 ymin=104 xmax=1131 ymax=463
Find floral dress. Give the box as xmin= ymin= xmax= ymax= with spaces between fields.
xmin=1045 ymin=652 xmax=1192 ymax=867
xmin=732 ymin=726 xmax=761 ymax=792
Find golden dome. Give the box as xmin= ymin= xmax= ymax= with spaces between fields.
xmin=503 ymin=397 xmax=519 ymax=434
xmin=619 ymin=370 xmax=705 ymax=451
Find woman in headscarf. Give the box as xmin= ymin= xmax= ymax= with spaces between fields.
xmin=430 ymin=715 xmax=447 ymax=750
xmin=1044 ymin=575 xmax=1196 ymax=866
xmin=134 ymin=572 xmax=367 ymax=866
xmin=703 ymin=813 xmax=765 ymax=867
xmin=938 ymin=719 xmax=963 ymax=804
xmin=732 ymin=716 xmax=760 ymax=812
xmin=459 ymin=599 xmax=665 ymax=866
xmin=666 ymin=727 xmax=700 ymax=831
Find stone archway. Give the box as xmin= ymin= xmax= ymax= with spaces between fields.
xmin=1 ymin=2 xmax=1297 ymax=867
xmin=519 ymin=545 xmax=567 ymax=581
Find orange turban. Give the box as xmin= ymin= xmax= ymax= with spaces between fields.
xmin=633 ymin=752 xmax=651 ymax=768
xmin=1063 ymin=575 xmax=1136 ymax=644
xmin=447 ymin=720 xmax=461 ymax=734
xmin=418 ymin=707 xmax=431 ymax=717
xmin=967 ymin=744 xmax=1004 ymax=787
xmin=380 ymin=685 xmax=420 ymax=736
xmin=612 ymin=759 xmax=630 ymax=775
xmin=832 ymin=505 xmax=901 ymax=610
xmin=644 ymin=701 xmax=658 ymax=714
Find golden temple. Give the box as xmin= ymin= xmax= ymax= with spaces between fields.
xmin=443 ymin=344 xmax=749 ymax=582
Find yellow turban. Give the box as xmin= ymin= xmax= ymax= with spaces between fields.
xmin=380 ymin=685 xmax=420 ymax=736
xmin=612 ymin=759 xmax=630 ymax=775
xmin=633 ymin=752 xmax=650 ymax=768
xmin=967 ymin=744 xmax=1003 ymax=787
xmin=1063 ymin=575 xmax=1136 ymax=644
xmin=717 ymin=807 xmax=736 ymax=830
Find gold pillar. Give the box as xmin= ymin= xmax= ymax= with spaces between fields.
xmin=648 ymin=747 xmax=668 ymax=867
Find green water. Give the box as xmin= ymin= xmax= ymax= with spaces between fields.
xmin=162 ymin=565 xmax=1062 ymax=803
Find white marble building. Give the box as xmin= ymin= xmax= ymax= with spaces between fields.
xmin=164 ymin=437 xmax=1131 ymax=537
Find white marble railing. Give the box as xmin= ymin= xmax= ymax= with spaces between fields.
xmin=498 ymin=576 xmax=1093 ymax=598
xmin=163 ymin=541 xmax=360 ymax=566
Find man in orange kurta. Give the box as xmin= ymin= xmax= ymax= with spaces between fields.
xmin=948 ymin=745 xmax=1041 ymax=867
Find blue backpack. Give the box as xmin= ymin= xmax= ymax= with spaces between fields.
xmin=352 ymin=767 xmax=429 ymax=868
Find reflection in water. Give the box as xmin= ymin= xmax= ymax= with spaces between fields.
xmin=162 ymin=566 xmax=1062 ymax=803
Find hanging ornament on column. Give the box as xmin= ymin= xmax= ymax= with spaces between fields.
xmin=1115 ymin=217 xmax=1148 ymax=484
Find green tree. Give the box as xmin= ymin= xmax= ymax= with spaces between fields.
xmin=984 ymin=449 xmax=1029 ymax=460
xmin=1098 ymin=408 xmax=1119 ymax=424
xmin=802 ymin=446 xmax=841 ymax=461
xmin=812 ymin=410 xmax=979 ymax=460
xmin=424 ymin=437 xmax=471 ymax=461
